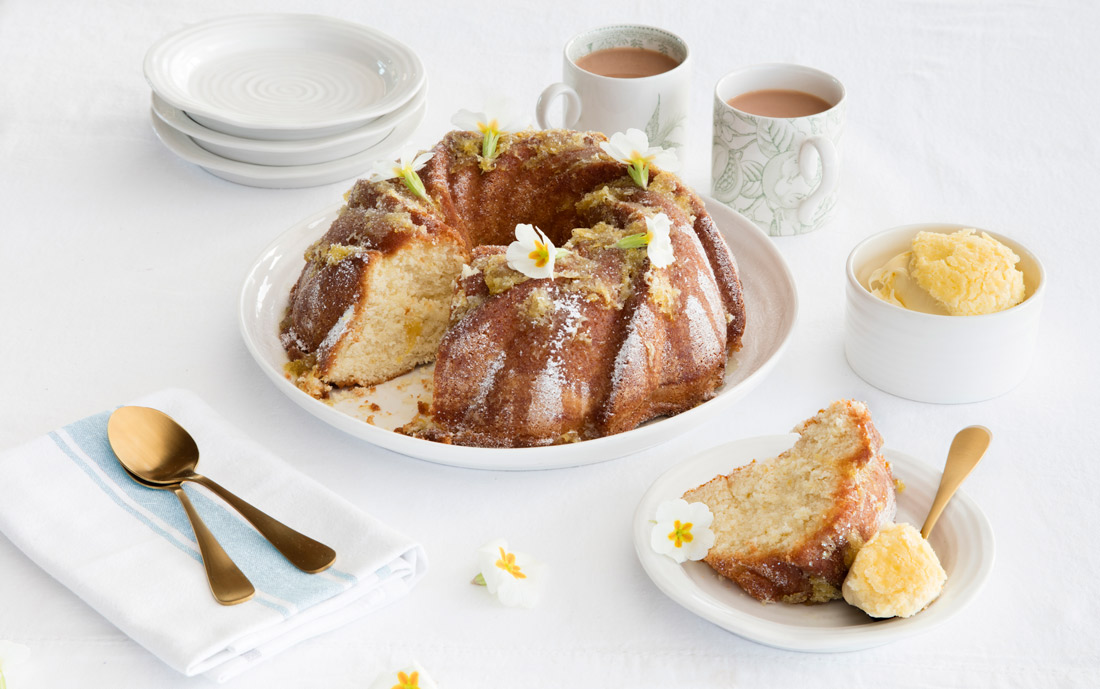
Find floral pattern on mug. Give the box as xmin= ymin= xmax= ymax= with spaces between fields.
xmin=711 ymin=100 xmax=845 ymax=236
xmin=644 ymin=94 xmax=685 ymax=152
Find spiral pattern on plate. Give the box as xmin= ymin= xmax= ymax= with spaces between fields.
xmin=189 ymin=52 xmax=386 ymax=122
xmin=144 ymin=14 xmax=424 ymax=133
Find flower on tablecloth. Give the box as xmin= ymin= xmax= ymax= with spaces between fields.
xmin=506 ymin=223 xmax=567 ymax=279
xmin=650 ymin=499 xmax=715 ymax=563
xmin=599 ymin=128 xmax=678 ymax=190
xmin=451 ymin=97 xmax=529 ymax=161
xmin=473 ymin=538 xmax=545 ymax=608
xmin=368 ymin=663 xmax=438 ymax=689
xmin=614 ymin=212 xmax=676 ymax=268
xmin=368 ymin=147 xmax=435 ymax=201
xmin=0 ymin=641 xmax=30 ymax=689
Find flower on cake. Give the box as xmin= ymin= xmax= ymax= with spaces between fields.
xmin=0 ymin=640 xmax=30 ymax=689
xmin=650 ymin=498 xmax=715 ymax=563
xmin=368 ymin=663 xmax=437 ymax=689
xmin=615 ymin=212 xmax=676 ymax=268
xmin=506 ymin=223 xmax=568 ymax=279
xmin=368 ymin=147 xmax=434 ymax=201
xmin=599 ymin=128 xmax=678 ymax=190
xmin=473 ymin=538 xmax=545 ymax=608
xmin=451 ymin=97 xmax=529 ymax=161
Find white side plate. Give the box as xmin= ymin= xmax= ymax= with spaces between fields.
xmin=151 ymin=85 xmax=427 ymax=166
xmin=633 ymin=435 xmax=995 ymax=651
xmin=238 ymin=198 xmax=799 ymax=470
xmin=144 ymin=14 xmax=425 ymax=139
xmin=151 ymin=99 xmax=425 ymax=189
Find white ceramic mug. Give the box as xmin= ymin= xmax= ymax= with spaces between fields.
xmin=536 ymin=25 xmax=690 ymax=163
xmin=712 ymin=64 xmax=846 ymax=236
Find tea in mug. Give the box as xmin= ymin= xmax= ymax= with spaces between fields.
xmin=726 ymin=89 xmax=832 ymax=118
xmin=575 ymin=47 xmax=679 ymax=78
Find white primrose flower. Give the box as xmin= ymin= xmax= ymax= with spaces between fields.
xmin=368 ymin=147 xmax=434 ymax=201
xmin=451 ymin=97 xmax=529 ymax=160
xmin=474 ymin=538 xmax=545 ymax=608
xmin=599 ymin=128 xmax=679 ymax=189
xmin=650 ymin=499 xmax=715 ymax=564
xmin=614 ymin=211 xmax=676 ymax=268
xmin=505 ymin=223 xmax=563 ymax=279
xmin=367 ymin=663 xmax=437 ymax=689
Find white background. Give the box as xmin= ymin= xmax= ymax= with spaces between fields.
xmin=1 ymin=0 xmax=1097 ymax=687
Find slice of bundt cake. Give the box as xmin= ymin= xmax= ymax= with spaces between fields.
xmin=279 ymin=181 xmax=469 ymax=393
xmin=683 ymin=400 xmax=896 ymax=604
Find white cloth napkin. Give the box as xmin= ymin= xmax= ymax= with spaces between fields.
xmin=0 ymin=388 xmax=427 ymax=682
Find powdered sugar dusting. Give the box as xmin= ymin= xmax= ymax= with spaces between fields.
xmin=528 ymin=354 xmax=564 ymax=425
xmin=473 ymin=350 xmax=507 ymax=411
xmin=607 ymin=303 xmax=655 ymax=408
xmin=685 ymin=295 xmax=722 ymax=363
xmin=526 ymin=292 xmax=587 ymax=425
xmin=696 ymin=267 xmax=725 ymax=321
xmin=318 ymin=303 xmax=356 ymax=357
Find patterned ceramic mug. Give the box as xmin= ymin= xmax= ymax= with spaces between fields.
xmin=712 ymin=64 xmax=846 ymax=236
xmin=536 ymin=25 xmax=690 ymax=164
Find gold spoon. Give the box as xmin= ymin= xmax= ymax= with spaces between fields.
xmin=921 ymin=425 xmax=992 ymax=539
xmin=119 ymin=466 xmax=255 ymax=605
xmin=107 ymin=406 xmax=337 ymax=574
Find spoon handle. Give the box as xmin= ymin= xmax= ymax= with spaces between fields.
xmin=191 ymin=476 xmax=336 ymax=574
xmin=171 ymin=486 xmax=255 ymax=605
xmin=921 ymin=425 xmax=992 ymax=539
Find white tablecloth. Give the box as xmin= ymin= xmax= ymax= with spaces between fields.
xmin=1 ymin=1 xmax=1097 ymax=687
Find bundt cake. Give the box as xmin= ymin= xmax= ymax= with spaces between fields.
xmin=280 ymin=129 xmax=746 ymax=447
xmin=682 ymin=400 xmax=896 ymax=603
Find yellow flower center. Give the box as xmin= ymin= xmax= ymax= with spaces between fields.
xmin=629 ymin=149 xmax=653 ymax=166
xmin=478 ymin=118 xmax=501 ymax=135
xmin=391 ymin=670 xmax=420 ymax=689
xmin=495 ymin=546 xmax=527 ymax=579
xmin=668 ymin=520 xmax=694 ymax=548
xmin=528 ymin=240 xmax=551 ymax=268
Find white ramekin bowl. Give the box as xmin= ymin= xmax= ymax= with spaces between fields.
xmin=845 ymin=223 xmax=1046 ymax=404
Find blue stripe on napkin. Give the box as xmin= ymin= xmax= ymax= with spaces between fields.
xmin=51 ymin=410 xmax=359 ymax=617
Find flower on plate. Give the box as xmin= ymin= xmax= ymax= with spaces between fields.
xmin=368 ymin=147 xmax=435 ymax=201
xmin=650 ymin=499 xmax=715 ymax=563
xmin=0 ymin=641 xmax=30 ymax=689
xmin=451 ymin=97 xmax=529 ymax=161
xmin=368 ymin=663 xmax=437 ymax=689
xmin=505 ymin=223 xmax=567 ymax=279
xmin=614 ymin=212 xmax=676 ymax=268
xmin=473 ymin=538 xmax=545 ymax=608
xmin=599 ymin=128 xmax=679 ymax=189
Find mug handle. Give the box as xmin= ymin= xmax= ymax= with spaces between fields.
xmin=797 ymin=136 xmax=839 ymax=225
xmin=536 ymin=83 xmax=582 ymax=129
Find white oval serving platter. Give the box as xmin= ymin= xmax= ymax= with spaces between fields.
xmin=238 ymin=198 xmax=798 ymax=470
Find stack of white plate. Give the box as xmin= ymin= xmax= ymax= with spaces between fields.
xmin=144 ymin=14 xmax=427 ymax=188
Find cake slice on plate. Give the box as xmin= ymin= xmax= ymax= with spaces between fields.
xmin=683 ymin=400 xmax=896 ymax=603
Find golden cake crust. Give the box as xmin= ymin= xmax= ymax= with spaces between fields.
xmin=683 ymin=400 xmax=896 ymax=603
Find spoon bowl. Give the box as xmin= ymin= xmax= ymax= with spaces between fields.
xmin=108 ymin=406 xmax=201 ymax=484
xmin=921 ymin=425 xmax=992 ymax=539
xmin=107 ymin=406 xmax=336 ymax=574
